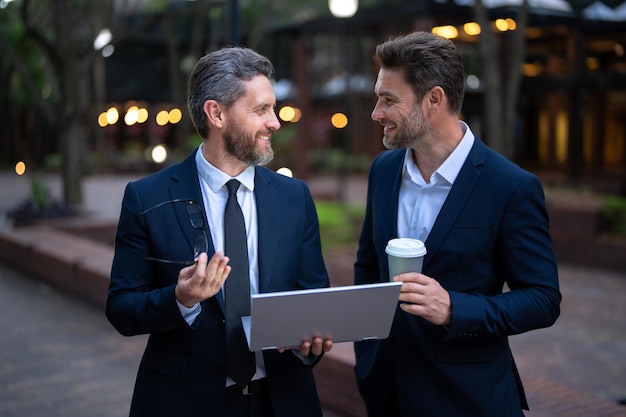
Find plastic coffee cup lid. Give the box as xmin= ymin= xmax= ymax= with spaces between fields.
xmin=385 ymin=238 xmax=427 ymax=258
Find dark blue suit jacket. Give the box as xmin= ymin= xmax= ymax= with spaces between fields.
xmin=106 ymin=151 xmax=329 ymax=417
xmin=354 ymin=139 xmax=561 ymax=417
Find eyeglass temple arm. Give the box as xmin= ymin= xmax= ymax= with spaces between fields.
xmin=140 ymin=199 xmax=197 ymax=216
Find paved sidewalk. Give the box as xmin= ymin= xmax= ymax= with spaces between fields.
xmin=0 ymin=263 xmax=349 ymax=417
xmin=1 ymin=170 xmax=626 ymax=416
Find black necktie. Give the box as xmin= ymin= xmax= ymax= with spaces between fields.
xmin=224 ymin=179 xmax=256 ymax=388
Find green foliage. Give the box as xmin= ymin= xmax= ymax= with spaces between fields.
xmin=30 ymin=175 xmax=51 ymax=210
xmin=601 ymin=196 xmax=626 ymax=237
xmin=315 ymin=200 xmax=365 ymax=251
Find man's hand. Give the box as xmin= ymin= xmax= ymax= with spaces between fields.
xmin=298 ymin=336 xmax=333 ymax=357
xmin=278 ymin=336 xmax=333 ymax=357
xmin=395 ymin=272 xmax=452 ymax=326
xmin=175 ymin=252 xmax=230 ymax=308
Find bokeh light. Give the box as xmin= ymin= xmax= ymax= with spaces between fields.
xmin=125 ymin=106 xmax=140 ymax=126
xmin=331 ymin=112 xmax=348 ymax=129
xmin=276 ymin=167 xmax=293 ymax=177
xmin=156 ymin=110 xmax=170 ymax=126
xmin=106 ymin=107 xmax=119 ymax=125
xmin=279 ymin=106 xmax=296 ymax=122
xmin=464 ymin=22 xmax=481 ymax=36
xmin=151 ymin=145 xmax=168 ymax=164
xmin=169 ymin=108 xmax=183 ymax=124
xmin=432 ymin=25 xmax=458 ymax=39
xmin=15 ymin=161 xmax=26 ymax=175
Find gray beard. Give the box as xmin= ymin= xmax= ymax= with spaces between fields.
xmin=223 ymin=128 xmax=274 ymax=166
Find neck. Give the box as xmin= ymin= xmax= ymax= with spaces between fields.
xmin=410 ymin=119 xmax=463 ymax=183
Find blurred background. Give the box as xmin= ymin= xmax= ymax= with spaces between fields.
xmin=1 ymin=0 xmax=625 ymax=208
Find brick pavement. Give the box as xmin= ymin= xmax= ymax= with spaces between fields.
xmin=1 ymin=225 xmax=626 ymax=417
xmin=1 ymin=171 xmax=626 ymax=417
xmin=0 ymin=262 xmax=145 ymax=417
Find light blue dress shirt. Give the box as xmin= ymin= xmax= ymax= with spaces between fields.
xmin=397 ymin=121 xmax=475 ymax=242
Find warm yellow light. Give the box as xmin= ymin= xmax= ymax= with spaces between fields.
xmin=169 ymin=108 xmax=183 ymax=124
xmin=15 ymin=161 xmax=26 ymax=176
xmin=156 ymin=110 xmax=169 ymax=126
xmin=495 ymin=19 xmax=509 ymax=32
xmin=125 ymin=107 xmax=139 ymax=126
xmin=522 ymin=63 xmax=543 ymax=77
xmin=586 ymin=57 xmax=600 ymax=70
xmin=106 ymin=107 xmax=119 ymax=125
xmin=331 ymin=112 xmax=348 ymax=129
xmin=279 ymin=105 xmax=296 ymax=122
xmin=432 ymin=25 xmax=458 ymax=39
xmin=464 ymin=22 xmax=481 ymax=36
xmin=151 ymin=145 xmax=168 ymax=164
xmin=137 ymin=108 xmax=149 ymax=123
xmin=291 ymin=107 xmax=302 ymax=122
xmin=98 ymin=112 xmax=108 ymax=127
xmin=505 ymin=18 xmax=516 ymax=30
xmin=276 ymin=167 xmax=293 ymax=177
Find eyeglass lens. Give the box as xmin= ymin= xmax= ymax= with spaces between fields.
xmin=186 ymin=203 xmax=208 ymax=259
xmin=141 ymin=199 xmax=208 ymax=265
xmin=185 ymin=203 xmax=204 ymax=229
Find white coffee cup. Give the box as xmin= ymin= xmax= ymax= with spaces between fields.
xmin=385 ymin=238 xmax=427 ymax=281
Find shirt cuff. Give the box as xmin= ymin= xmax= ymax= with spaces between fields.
xmin=176 ymin=300 xmax=201 ymax=325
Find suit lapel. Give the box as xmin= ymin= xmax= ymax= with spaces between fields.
xmin=380 ymin=150 xmax=404 ymax=241
xmin=167 ymin=152 xmax=224 ymax=311
xmin=253 ymin=167 xmax=278 ymax=293
xmin=424 ymin=139 xmax=486 ymax=262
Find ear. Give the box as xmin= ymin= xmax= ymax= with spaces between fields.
xmin=425 ymin=86 xmax=445 ymax=113
xmin=203 ymin=100 xmax=225 ymax=128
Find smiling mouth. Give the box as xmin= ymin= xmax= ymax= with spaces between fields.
xmin=382 ymin=123 xmax=396 ymax=135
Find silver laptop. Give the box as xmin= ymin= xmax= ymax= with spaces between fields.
xmin=241 ymin=281 xmax=402 ymax=351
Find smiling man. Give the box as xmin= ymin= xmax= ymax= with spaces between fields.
xmin=353 ymin=31 xmax=561 ymax=417
xmin=106 ymin=47 xmax=332 ymax=417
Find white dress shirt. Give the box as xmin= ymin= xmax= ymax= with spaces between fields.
xmin=397 ymin=121 xmax=475 ymax=241
xmin=177 ymin=145 xmax=266 ymax=383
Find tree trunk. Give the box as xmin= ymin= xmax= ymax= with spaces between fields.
xmin=54 ymin=0 xmax=84 ymax=207
xmin=474 ymin=0 xmax=504 ymax=153
xmin=502 ymin=0 xmax=528 ymax=160
xmin=474 ymin=0 xmax=528 ymax=160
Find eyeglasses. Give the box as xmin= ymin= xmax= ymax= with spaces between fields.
xmin=140 ymin=199 xmax=208 ymax=265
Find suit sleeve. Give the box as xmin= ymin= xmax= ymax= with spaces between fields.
xmin=106 ymin=182 xmax=185 ymax=337
xmin=446 ymin=174 xmax=561 ymax=339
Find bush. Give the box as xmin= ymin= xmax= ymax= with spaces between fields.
xmin=315 ymin=201 xmax=365 ymax=251
xmin=601 ymin=196 xmax=626 ymax=237
xmin=6 ymin=176 xmax=76 ymax=227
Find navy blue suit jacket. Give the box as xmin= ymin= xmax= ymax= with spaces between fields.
xmin=106 ymin=151 xmax=329 ymax=417
xmin=354 ymin=139 xmax=561 ymax=417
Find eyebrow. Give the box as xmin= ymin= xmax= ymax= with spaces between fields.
xmin=254 ymin=102 xmax=274 ymax=111
xmin=376 ymin=89 xmax=397 ymax=99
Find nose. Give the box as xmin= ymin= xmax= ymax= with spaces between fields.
xmin=269 ymin=111 xmax=281 ymax=130
xmin=371 ymin=99 xmax=383 ymax=121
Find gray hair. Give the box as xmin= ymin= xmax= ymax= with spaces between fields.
xmin=187 ymin=47 xmax=274 ymax=139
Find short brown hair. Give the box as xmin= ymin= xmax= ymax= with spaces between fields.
xmin=374 ymin=31 xmax=465 ymax=114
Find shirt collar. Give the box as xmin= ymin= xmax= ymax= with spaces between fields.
xmin=195 ymin=144 xmax=256 ymax=192
xmin=403 ymin=120 xmax=474 ymax=186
